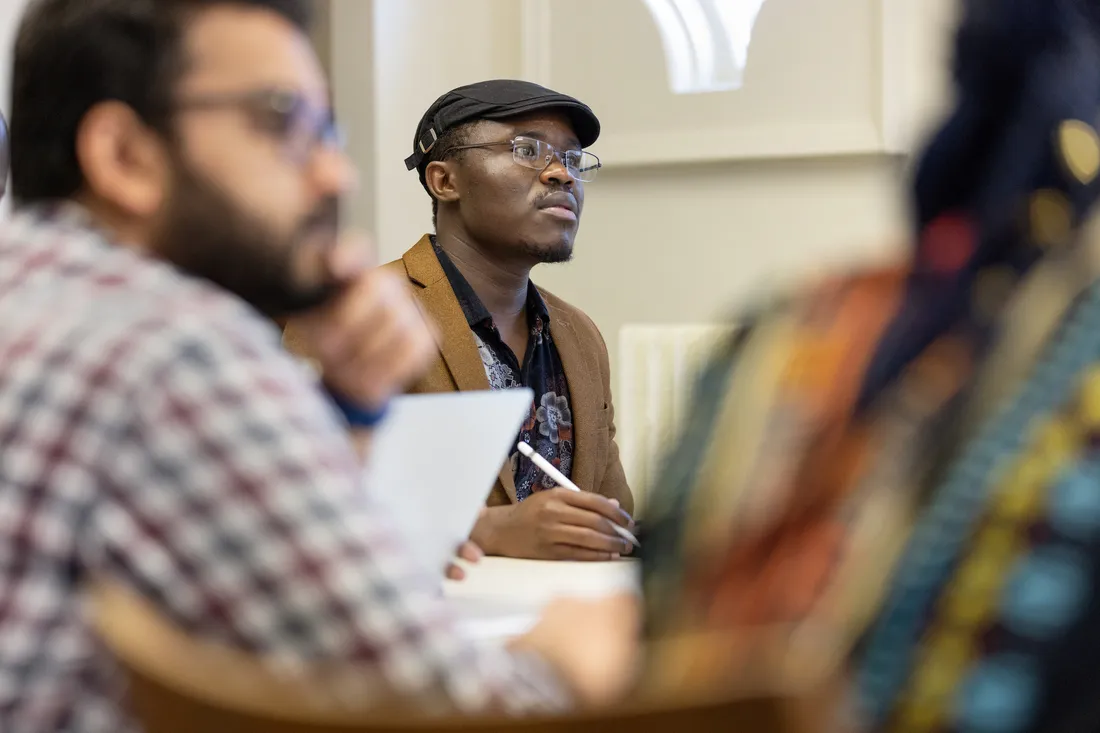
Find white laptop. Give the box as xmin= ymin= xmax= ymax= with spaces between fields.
xmin=363 ymin=388 xmax=533 ymax=579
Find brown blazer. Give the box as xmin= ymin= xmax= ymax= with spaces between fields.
xmin=384 ymin=235 xmax=633 ymax=513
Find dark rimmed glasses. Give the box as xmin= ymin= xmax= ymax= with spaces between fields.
xmin=174 ymin=88 xmax=343 ymax=164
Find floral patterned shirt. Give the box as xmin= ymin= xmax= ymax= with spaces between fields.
xmin=433 ymin=241 xmax=573 ymax=502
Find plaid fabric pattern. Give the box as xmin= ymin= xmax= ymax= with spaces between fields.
xmin=0 ymin=205 xmax=568 ymax=733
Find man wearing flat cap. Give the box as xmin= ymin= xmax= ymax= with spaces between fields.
xmin=389 ymin=79 xmax=634 ymax=562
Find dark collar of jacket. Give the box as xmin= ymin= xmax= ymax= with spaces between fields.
xmin=384 ymin=234 xmax=633 ymax=513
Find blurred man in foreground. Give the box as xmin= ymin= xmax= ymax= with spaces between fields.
xmin=0 ymin=2 xmax=635 ymax=731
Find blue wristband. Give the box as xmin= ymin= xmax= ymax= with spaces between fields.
xmin=327 ymin=390 xmax=389 ymax=429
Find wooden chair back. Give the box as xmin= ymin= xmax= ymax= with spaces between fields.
xmin=92 ymin=582 xmax=845 ymax=733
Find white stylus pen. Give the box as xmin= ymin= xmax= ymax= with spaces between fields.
xmin=516 ymin=441 xmax=641 ymax=548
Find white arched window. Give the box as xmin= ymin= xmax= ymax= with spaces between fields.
xmin=641 ymin=0 xmax=767 ymax=94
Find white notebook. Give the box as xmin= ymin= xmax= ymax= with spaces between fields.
xmin=445 ymin=558 xmax=641 ymax=642
xmin=363 ymin=389 xmax=533 ymax=578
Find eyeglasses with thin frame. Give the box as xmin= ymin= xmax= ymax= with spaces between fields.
xmin=444 ymin=136 xmax=601 ymax=182
xmin=174 ymin=88 xmax=344 ymax=164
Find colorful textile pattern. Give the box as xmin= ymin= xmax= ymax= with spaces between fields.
xmin=639 ymin=0 xmax=1100 ymax=726
xmin=640 ymin=251 xmax=1100 ymax=730
xmin=432 ymin=241 xmax=573 ymax=501
xmin=640 ymin=266 xmax=965 ymax=690
xmin=860 ymin=285 xmax=1100 ymax=733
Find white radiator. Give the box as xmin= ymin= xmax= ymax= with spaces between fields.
xmin=618 ymin=324 xmax=736 ymax=511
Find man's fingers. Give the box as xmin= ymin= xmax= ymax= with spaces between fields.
xmin=326 ymin=281 xmax=433 ymax=403
xmin=445 ymin=563 xmax=467 ymax=581
xmin=457 ymin=541 xmax=484 ymax=563
xmin=345 ymin=305 xmax=412 ymax=374
xmin=347 ymin=284 xmax=435 ymax=369
xmin=550 ymin=545 xmax=618 ymax=562
xmin=444 ymin=541 xmax=484 ymax=581
xmin=553 ymin=489 xmax=633 ymax=527
xmin=554 ymin=505 xmax=627 ymax=538
xmin=549 ymin=525 xmax=633 ymax=556
xmin=320 ymin=274 xmax=399 ymax=359
xmin=355 ymin=327 xmax=434 ymax=401
xmin=357 ymin=299 xmax=434 ymax=370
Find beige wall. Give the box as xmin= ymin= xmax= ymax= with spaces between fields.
xmin=0 ymin=0 xmax=24 ymax=113
xmin=327 ymin=0 xmax=951 ymax=384
xmin=0 ymin=0 xmax=27 ymax=216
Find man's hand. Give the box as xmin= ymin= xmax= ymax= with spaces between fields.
xmin=287 ymin=235 xmax=437 ymax=410
xmin=445 ymin=541 xmax=483 ymax=581
xmin=472 ymin=489 xmax=635 ymax=561
xmin=513 ymin=593 xmax=640 ymax=707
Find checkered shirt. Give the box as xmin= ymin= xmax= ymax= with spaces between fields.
xmin=0 ymin=204 xmax=569 ymax=733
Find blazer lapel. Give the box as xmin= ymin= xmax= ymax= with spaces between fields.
xmin=403 ymin=236 xmax=519 ymax=503
xmin=547 ymin=299 xmax=600 ymax=494
xmin=403 ymin=235 xmax=491 ymax=394
xmin=495 ymin=459 xmax=520 ymax=504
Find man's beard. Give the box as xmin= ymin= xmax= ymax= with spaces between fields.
xmin=521 ymin=238 xmax=574 ymax=264
xmin=153 ymin=160 xmax=341 ymax=318
xmin=521 ymin=190 xmax=577 ymax=264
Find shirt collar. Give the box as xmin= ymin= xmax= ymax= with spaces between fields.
xmin=430 ymin=236 xmax=551 ymax=329
xmin=17 ymin=199 xmax=98 ymax=231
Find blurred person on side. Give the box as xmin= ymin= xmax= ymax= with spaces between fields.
xmin=0 ymin=2 xmax=636 ymax=731
xmin=640 ymin=0 xmax=1100 ymax=730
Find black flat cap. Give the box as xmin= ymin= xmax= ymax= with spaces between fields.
xmin=404 ymin=79 xmax=600 ymax=182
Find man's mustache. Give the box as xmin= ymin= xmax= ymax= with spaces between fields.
xmin=298 ymin=197 xmax=340 ymax=236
